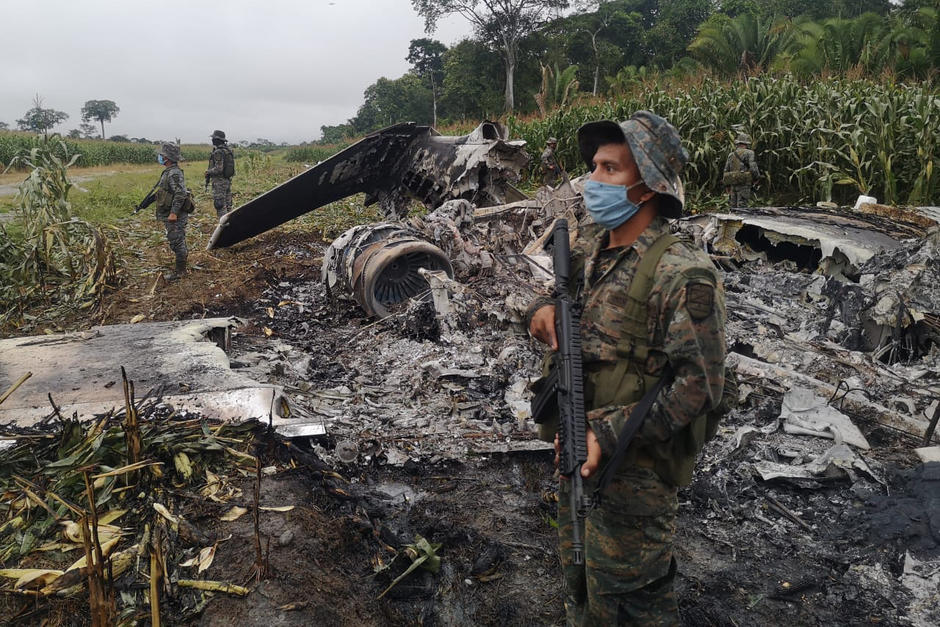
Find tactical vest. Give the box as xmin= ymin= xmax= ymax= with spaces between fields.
xmin=540 ymin=232 xmax=727 ymax=487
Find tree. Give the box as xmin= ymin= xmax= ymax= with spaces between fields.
xmin=689 ymin=11 xmax=798 ymax=76
xmin=440 ymin=39 xmax=505 ymax=119
xmin=562 ymin=1 xmax=644 ymax=95
xmin=80 ymin=100 xmax=120 ymax=140
xmin=79 ymin=122 xmax=98 ymax=139
xmin=16 ymin=95 xmax=69 ymax=137
xmin=412 ymin=0 xmax=570 ymax=112
xmin=644 ymin=0 xmax=714 ymax=67
xmin=66 ymin=129 xmax=82 ymax=138
xmin=408 ymin=38 xmax=448 ymax=126
xmin=351 ymin=74 xmax=433 ymax=132
xmin=0 ymin=121 xmax=9 ymax=131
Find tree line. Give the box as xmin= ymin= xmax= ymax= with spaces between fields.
xmin=2 ymin=96 xmax=122 ymax=140
xmin=316 ymin=0 xmax=938 ymax=143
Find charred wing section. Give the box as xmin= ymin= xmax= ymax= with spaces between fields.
xmin=208 ymin=121 xmax=528 ymax=249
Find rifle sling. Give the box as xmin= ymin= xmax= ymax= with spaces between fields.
xmin=592 ymin=366 xmax=672 ymax=506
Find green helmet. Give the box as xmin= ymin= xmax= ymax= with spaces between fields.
xmin=735 ymin=132 xmax=751 ymax=145
xmin=159 ymin=143 xmax=181 ymax=163
xmin=577 ymin=110 xmax=688 ymax=218
xmin=211 ymin=130 xmax=227 ymax=142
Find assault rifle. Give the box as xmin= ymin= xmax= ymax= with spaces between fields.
xmin=532 ymin=218 xmax=590 ymax=565
xmin=133 ymin=180 xmax=160 ymax=214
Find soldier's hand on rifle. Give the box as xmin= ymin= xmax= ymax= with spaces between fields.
xmin=554 ymin=429 xmax=602 ymax=477
xmin=529 ymin=304 xmax=558 ymax=350
xmin=168 ymin=212 xmax=178 ymax=222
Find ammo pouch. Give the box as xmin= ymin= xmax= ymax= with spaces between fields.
xmin=181 ymin=190 xmax=196 ymax=214
xmin=722 ymin=170 xmax=752 ymax=186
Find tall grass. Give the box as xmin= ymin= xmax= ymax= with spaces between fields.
xmin=509 ymin=75 xmax=938 ymax=207
xmin=0 ymin=132 xmax=211 ymax=169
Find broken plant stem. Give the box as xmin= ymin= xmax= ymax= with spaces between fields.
xmin=252 ymin=457 xmax=265 ymax=583
xmin=121 ymin=366 xmax=141 ymax=485
xmin=81 ymin=469 xmax=115 ymax=626
xmin=0 ymin=371 xmax=32 ymax=406
xmin=764 ymin=495 xmax=813 ymax=534
xmin=177 ymin=579 xmax=250 ymax=596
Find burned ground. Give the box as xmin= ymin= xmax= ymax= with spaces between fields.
xmin=3 ymin=196 xmax=939 ymax=625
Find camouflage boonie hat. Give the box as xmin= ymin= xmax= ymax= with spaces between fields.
xmin=577 ymin=110 xmax=688 ymax=218
xmin=735 ymin=132 xmax=751 ymax=145
xmin=547 ymin=137 xmax=558 ymax=144
xmin=159 ymin=143 xmax=181 ymax=163
xmin=211 ymin=130 xmax=227 ymax=141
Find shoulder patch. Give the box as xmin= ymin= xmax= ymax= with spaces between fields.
xmin=685 ymin=283 xmax=715 ymax=320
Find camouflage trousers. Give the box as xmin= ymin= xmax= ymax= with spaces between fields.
xmin=558 ymin=466 xmax=679 ymax=626
xmin=211 ymin=177 xmax=233 ymax=217
xmin=163 ymin=213 xmax=188 ymax=263
xmin=543 ymin=169 xmax=560 ymax=187
xmin=728 ymin=185 xmax=752 ymax=208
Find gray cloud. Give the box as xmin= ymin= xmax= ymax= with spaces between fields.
xmin=2 ymin=0 xmax=471 ymax=143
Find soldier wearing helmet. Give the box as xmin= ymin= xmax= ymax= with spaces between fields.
xmin=527 ymin=111 xmax=727 ymax=625
xmin=206 ymin=129 xmax=235 ymax=217
xmin=153 ymin=143 xmax=189 ymax=280
xmin=541 ymin=136 xmax=563 ymax=187
xmin=723 ymin=132 xmax=759 ymax=207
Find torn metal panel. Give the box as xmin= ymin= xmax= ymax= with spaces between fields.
xmin=0 ymin=318 xmax=312 ymax=433
xmin=208 ymin=121 xmax=528 ymax=249
xmin=687 ymin=205 xmax=939 ymax=277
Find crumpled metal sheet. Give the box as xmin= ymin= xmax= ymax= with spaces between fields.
xmin=687 ymin=204 xmax=939 ymax=277
xmin=0 ymin=318 xmax=293 ymax=427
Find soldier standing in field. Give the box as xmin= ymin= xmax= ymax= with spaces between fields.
xmin=541 ymin=137 xmax=562 ymax=187
xmin=723 ymin=132 xmax=759 ymax=208
xmin=527 ymin=111 xmax=727 ymax=625
xmin=206 ymin=130 xmax=235 ymax=217
xmin=154 ymin=143 xmax=189 ymax=280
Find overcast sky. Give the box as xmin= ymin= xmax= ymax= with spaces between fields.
xmin=2 ymin=0 xmax=473 ymax=144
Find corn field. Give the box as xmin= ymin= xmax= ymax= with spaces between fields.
xmin=284 ymin=142 xmax=350 ymax=163
xmin=0 ymin=138 xmax=118 ymax=329
xmin=509 ymin=75 xmax=939 ymax=207
xmin=0 ymin=132 xmax=211 ymax=169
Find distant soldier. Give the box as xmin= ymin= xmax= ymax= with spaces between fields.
xmin=723 ymin=133 xmax=759 ymax=208
xmin=541 ymin=137 xmax=563 ymax=187
xmin=154 ymin=143 xmax=189 ymax=279
xmin=206 ymin=130 xmax=235 ymax=217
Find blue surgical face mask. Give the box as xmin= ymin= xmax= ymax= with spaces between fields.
xmin=157 ymin=154 xmax=165 ymax=165
xmin=583 ymin=179 xmax=645 ymax=230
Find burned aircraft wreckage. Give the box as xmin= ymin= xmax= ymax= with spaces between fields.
xmin=3 ymin=121 xmax=940 ymax=623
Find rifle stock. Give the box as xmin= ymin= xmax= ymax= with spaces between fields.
xmin=550 ymin=218 xmax=589 ymax=565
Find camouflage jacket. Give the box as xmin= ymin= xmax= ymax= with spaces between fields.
xmin=530 ymin=216 xmax=727 ymax=460
xmin=541 ymin=147 xmax=558 ymax=171
xmin=206 ymin=145 xmax=232 ymax=178
xmin=724 ymin=147 xmax=759 ymax=180
xmin=155 ymin=165 xmax=186 ymax=219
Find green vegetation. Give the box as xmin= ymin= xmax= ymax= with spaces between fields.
xmin=284 ymin=143 xmax=350 ymax=164
xmin=0 ymin=137 xmax=117 ymax=328
xmin=509 ymin=75 xmax=938 ymax=207
xmin=316 ymin=0 xmax=936 ymax=143
xmin=0 ymin=132 xmax=211 ymax=169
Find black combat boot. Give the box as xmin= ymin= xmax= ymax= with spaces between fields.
xmin=165 ymin=256 xmax=187 ymax=281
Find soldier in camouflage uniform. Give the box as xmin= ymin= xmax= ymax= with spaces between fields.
xmin=154 ymin=143 xmax=188 ymax=279
xmin=723 ymin=132 xmax=759 ymax=208
xmin=206 ymin=130 xmax=234 ymax=217
xmin=541 ymin=137 xmax=562 ymax=187
xmin=528 ymin=111 xmax=727 ymax=625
